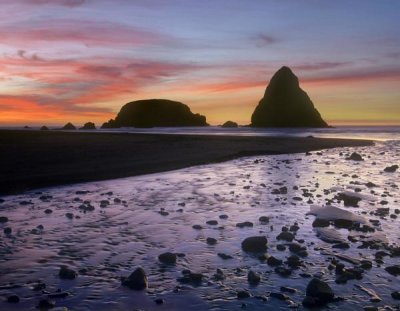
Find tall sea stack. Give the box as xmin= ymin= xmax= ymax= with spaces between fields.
xmin=251 ymin=66 xmax=328 ymax=127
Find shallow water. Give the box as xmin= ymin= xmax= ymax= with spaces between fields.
xmin=0 ymin=140 xmax=399 ymax=310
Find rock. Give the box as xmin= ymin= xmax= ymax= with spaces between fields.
xmin=177 ymin=270 xmax=203 ymax=285
xmin=36 ymin=299 xmax=55 ymax=309
xmin=40 ymin=125 xmax=49 ymax=131
xmin=80 ymin=122 xmax=96 ymax=130
xmin=4 ymin=227 xmax=12 ymax=235
xmin=251 ymin=66 xmax=328 ymax=128
xmin=241 ymin=236 xmax=268 ymax=252
xmin=236 ymin=221 xmax=253 ymax=228
xmin=192 ymin=224 xmax=203 ymax=230
xmin=0 ymin=216 xmax=8 ymax=223
xmin=391 ymin=291 xmax=400 ymax=300
xmin=59 ymin=266 xmax=77 ymax=280
xmin=346 ymin=152 xmax=363 ymax=161
xmin=247 ymin=270 xmax=261 ymax=285
xmin=337 ymin=192 xmax=361 ymax=207
xmin=312 ymin=218 xmax=330 ymax=227
xmin=384 ymin=165 xmax=398 ymax=172
xmin=276 ymin=231 xmax=295 ymax=242
xmin=158 ymin=252 xmax=177 ymax=264
xmin=101 ymin=99 xmax=208 ymax=128
xmin=62 ymin=122 xmax=76 ymax=130
xmin=122 ymin=267 xmax=148 ymax=290
xmin=275 ymin=266 xmax=292 ymax=277
xmin=267 ymin=256 xmax=283 ymax=266
xmin=7 ymin=295 xmax=20 ymax=303
xmin=237 ymin=290 xmax=251 ymax=299
xmin=213 ymin=268 xmax=225 ymax=281
xmin=333 ymin=218 xmax=353 ymax=229
xmin=221 ymin=121 xmax=238 ymax=128
xmin=280 ymin=286 xmax=297 ymax=293
xmin=385 ymin=265 xmax=400 ymax=276
xmin=44 ymin=208 xmax=53 ymax=214
xmin=304 ymin=278 xmax=334 ymax=306
xmin=332 ymin=242 xmax=350 ymax=249
xmin=206 ymin=237 xmax=217 ymax=245
xmin=259 ymin=216 xmax=270 ymax=223
xmin=154 ymin=298 xmax=164 ymax=305
xmin=270 ymin=292 xmax=289 ymax=300
xmin=206 ymin=220 xmax=218 ymax=225
xmin=65 ymin=213 xmax=74 ymax=219
xmin=218 ymin=253 xmax=233 ymax=260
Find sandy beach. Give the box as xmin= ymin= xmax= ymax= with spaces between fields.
xmin=0 ymin=129 xmax=373 ymax=195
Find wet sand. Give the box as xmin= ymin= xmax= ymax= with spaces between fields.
xmin=0 ymin=129 xmax=372 ymax=195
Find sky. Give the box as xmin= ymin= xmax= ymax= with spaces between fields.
xmin=0 ymin=0 xmax=399 ymax=126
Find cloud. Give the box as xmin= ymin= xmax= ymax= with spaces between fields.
xmin=254 ymin=34 xmax=278 ymax=47
xmin=294 ymin=62 xmax=350 ymax=71
xmin=22 ymin=0 xmax=85 ymax=7
xmin=0 ymin=19 xmax=167 ymax=47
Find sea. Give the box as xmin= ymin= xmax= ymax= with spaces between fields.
xmin=0 ymin=126 xmax=399 ymax=310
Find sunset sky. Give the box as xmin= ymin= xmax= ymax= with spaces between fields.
xmin=0 ymin=0 xmax=399 ymax=126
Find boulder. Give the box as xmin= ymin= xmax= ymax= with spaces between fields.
xmin=122 ymin=267 xmax=148 ymax=290
xmin=158 ymin=252 xmax=177 ymax=264
xmin=303 ymin=278 xmax=334 ymax=306
xmin=346 ymin=152 xmax=363 ymax=161
xmin=241 ymin=236 xmax=268 ymax=252
xmin=251 ymin=66 xmax=328 ymax=127
xmin=40 ymin=125 xmax=49 ymax=131
xmin=58 ymin=266 xmax=77 ymax=280
xmin=101 ymin=99 xmax=208 ymax=128
xmin=384 ymin=165 xmax=399 ymax=173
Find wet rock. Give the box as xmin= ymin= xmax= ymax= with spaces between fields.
xmin=365 ymin=182 xmax=377 ymax=188
xmin=267 ymin=256 xmax=283 ymax=266
xmin=154 ymin=298 xmax=164 ymax=305
xmin=3 ymin=227 xmax=12 ymax=235
xmin=158 ymin=210 xmax=169 ymax=216
xmin=36 ymin=299 xmax=55 ymax=309
xmin=158 ymin=252 xmax=177 ymax=264
xmin=192 ymin=224 xmax=203 ymax=230
xmin=347 ymin=152 xmax=363 ymax=161
xmin=218 ymin=253 xmax=233 ymax=260
xmin=276 ymin=244 xmax=286 ymax=251
xmin=385 ymin=265 xmax=400 ymax=276
xmin=65 ymin=213 xmax=74 ymax=219
xmin=259 ymin=216 xmax=270 ymax=223
xmin=247 ymin=270 xmax=261 ymax=285
xmin=213 ymin=268 xmax=225 ymax=281
xmin=206 ymin=237 xmax=217 ymax=245
xmin=270 ymin=292 xmax=289 ymax=300
xmin=276 ymin=231 xmax=295 ymax=242
xmin=237 ymin=290 xmax=251 ymax=299
xmin=122 ymin=267 xmax=148 ymax=290
xmin=177 ymin=270 xmax=203 ymax=285
xmin=236 ymin=221 xmax=253 ymax=228
xmin=384 ymin=165 xmax=398 ymax=173
xmin=7 ymin=295 xmax=20 ymax=303
xmin=44 ymin=209 xmax=53 ymax=214
xmin=0 ymin=216 xmax=9 ymax=223
xmin=391 ymin=291 xmax=400 ymax=300
xmin=333 ymin=219 xmax=353 ymax=229
xmin=374 ymin=208 xmax=390 ymax=217
xmin=303 ymin=278 xmax=334 ymax=306
xmin=241 ymin=236 xmax=268 ymax=252
xmin=280 ymin=286 xmax=297 ymax=293
xmin=287 ymin=255 xmax=303 ymax=268
xmin=337 ymin=192 xmax=361 ymax=207
xmin=58 ymin=266 xmax=77 ymax=280
xmin=206 ymin=220 xmax=218 ymax=225
xmin=332 ymin=242 xmax=350 ymax=249
xmin=219 ymin=214 xmax=228 ymax=219
xmin=275 ymin=266 xmax=292 ymax=277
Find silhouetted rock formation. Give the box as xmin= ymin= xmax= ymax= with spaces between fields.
xmin=40 ymin=126 xmax=49 ymax=131
xmin=101 ymin=99 xmax=208 ymax=128
xmin=62 ymin=122 xmax=76 ymax=130
xmin=251 ymin=66 xmax=328 ymax=127
xmin=221 ymin=121 xmax=238 ymax=128
xmin=80 ymin=122 xmax=96 ymax=130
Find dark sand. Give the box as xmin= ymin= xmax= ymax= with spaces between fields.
xmin=0 ymin=129 xmax=373 ymax=195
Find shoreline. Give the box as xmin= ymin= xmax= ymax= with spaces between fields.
xmin=0 ymin=129 xmax=374 ymax=195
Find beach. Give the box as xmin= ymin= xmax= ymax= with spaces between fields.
xmin=0 ymin=129 xmax=373 ymax=195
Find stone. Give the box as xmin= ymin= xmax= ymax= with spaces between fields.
xmin=158 ymin=252 xmax=177 ymax=264
xmin=337 ymin=192 xmax=361 ymax=207
xmin=122 ymin=267 xmax=148 ymax=290
xmin=241 ymin=236 xmax=268 ymax=252
xmin=7 ymin=295 xmax=20 ymax=303
xmin=247 ymin=270 xmax=261 ymax=285
xmin=385 ymin=265 xmax=400 ymax=276
xmin=206 ymin=237 xmax=217 ymax=245
xmin=384 ymin=165 xmax=398 ymax=173
xmin=391 ymin=291 xmax=400 ymax=300
xmin=4 ymin=227 xmax=12 ymax=235
xmin=0 ymin=216 xmax=9 ymax=223
xmin=304 ymin=278 xmax=334 ymax=306
xmin=40 ymin=125 xmax=49 ymax=131
xmin=101 ymin=99 xmax=208 ymax=128
xmin=276 ymin=231 xmax=295 ymax=242
xmin=236 ymin=221 xmax=253 ymax=228
xmin=251 ymin=66 xmax=328 ymax=128
xmin=58 ymin=266 xmax=77 ymax=280
xmin=237 ymin=290 xmax=251 ymax=299
xmin=346 ymin=152 xmax=363 ymax=161
xmin=36 ymin=299 xmax=55 ymax=309
xmin=267 ymin=256 xmax=283 ymax=266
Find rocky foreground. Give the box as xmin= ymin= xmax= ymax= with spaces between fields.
xmin=0 ymin=140 xmax=399 ymax=310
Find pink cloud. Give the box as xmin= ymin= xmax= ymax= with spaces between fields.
xmin=23 ymin=0 xmax=85 ymax=7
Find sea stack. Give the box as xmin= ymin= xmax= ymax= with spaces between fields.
xmin=251 ymin=66 xmax=328 ymax=127
xmin=102 ymin=99 xmax=208 ymax=128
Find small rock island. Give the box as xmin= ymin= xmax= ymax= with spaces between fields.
xmin=251 ymin=66 xmax=328 ymax=127
xmin=101 ymin=99 xmax=208 ymax=128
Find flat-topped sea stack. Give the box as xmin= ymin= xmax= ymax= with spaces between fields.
xmin=251 ymin=66 xmax=328 ymax=127
xmin=102 ymin=99 xmax=208 ymax=128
